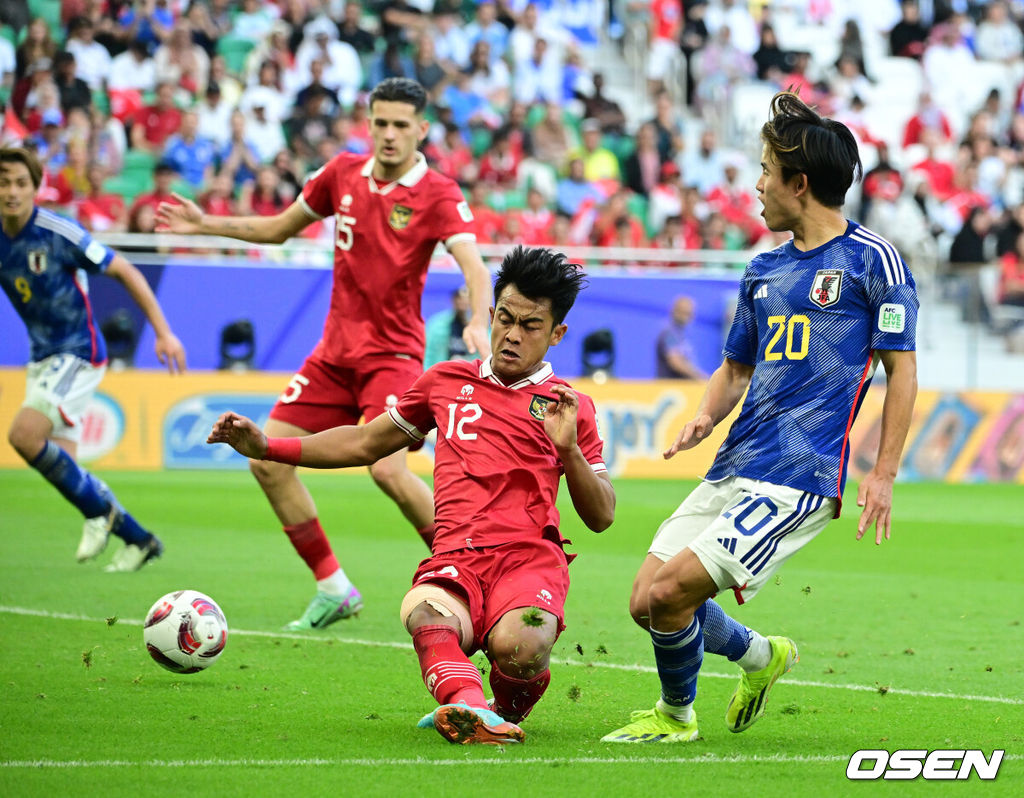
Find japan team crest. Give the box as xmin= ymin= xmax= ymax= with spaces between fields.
xmin=27 ymin=249 xmax=47 ymax=274
xmin=388 ymin=204 xmax=413 ymax=230
xmin=528 ymin=394 xmax=554 ymax=421
xmin=810 ymin=269 xmax=843 ymax=307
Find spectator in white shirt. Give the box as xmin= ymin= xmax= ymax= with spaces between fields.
xmin=294 ymin=15 xmax=362 ymax=108
xmin=196 ymin=81 xmax=233 ymax=148
xmin=975 ymin=0 xmax=1024 ymax=65
xmin=108 ymin=39 xmax=157 ymax=92
xmin=65 ymin=16 xmax=112 ymax=91
xmin=703 ymin=0 xmax=759 ymax=56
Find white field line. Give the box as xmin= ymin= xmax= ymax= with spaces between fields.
xmin=4 ymin=754 xmax=1018 ymax=769
xmin=2 ymin=604 xmax=1021 ymax=707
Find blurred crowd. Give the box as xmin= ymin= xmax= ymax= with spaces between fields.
xmin=1 ymin=0 xmax=1024 ymax=336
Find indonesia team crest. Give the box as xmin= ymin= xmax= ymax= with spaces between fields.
xmin=27 ymin=249 xmax=47 ymax=274
xmin=528 ymin=394 xmax=553 ymax=421
xmin=388 ymin=204 xmax=413 ymax=230
xmin=810 ymin=269 xmax=843 ymax=307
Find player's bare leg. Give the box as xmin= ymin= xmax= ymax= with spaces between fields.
xmin=251 ymin=418 xmax=361 ymax=630
xmin=368 ymin=447 xmax=436 ymax=547
xmin=485 ymin=608 xmax=558 ymax=723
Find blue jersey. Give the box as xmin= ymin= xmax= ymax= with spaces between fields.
xmin=706 ymin=221 xmax=918 ymax=500
xmin=0 ymin=207 xmax=116 ymax=365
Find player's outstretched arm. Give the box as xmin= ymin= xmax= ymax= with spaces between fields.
xmin=105 ymin=254 xmax=186 ymax=373
xmin=449 ymin=239 xmax=492 ymax=358
xmin=207 ymin=411 xmax=414 ymax=468
xmin=857 ymin=349 xmax=917 ymax=545
xmin=544 ymin=385 xmax=615 ymax=532
xmin=156 ymin=194 xmax=314 ymax=245
xmin=207 ymin=412 xmax=268 ymax=458
xmin=664 ymin=357 xmax=753 ymax=458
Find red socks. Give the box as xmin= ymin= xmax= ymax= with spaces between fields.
xmin=489 ymin=664 xmax=551 ymax=722
xmin=412 ymin=624 xmax=486 ymax=708
xmin=282 ymin=518 xmax=338 ymax=580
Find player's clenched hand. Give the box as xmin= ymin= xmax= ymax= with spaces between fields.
xmin=856 ymin=469 xmax=894 ymax=545
xmin=664 ymin=414 xmax=713 ymax=459
xmin=462 ymin=319 xmax=491 ymax=358
xmin=156 ymin=193 xmax=203 ymax=234
xmin=206 ymin=412 xmax=268 ymax=459
xmin=544 ymin=385 xmax=579 ymax=454
xmin=154 ymin=332 xmax=186 ymax=373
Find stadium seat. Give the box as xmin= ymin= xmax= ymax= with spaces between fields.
xmin=27 ymin=0 xmax=63 ymax=39
xmin=122 ymin=149 xmax=157 ymax=178
xmin=470 ymin=127 xmax=492 ymax=157
xmin=216 ymin=35 xmax=257 ymax=78
xmin=103 ymin=172 xmax=150 ymax=205
xmin=0 ymin=25 xmax=16 ymax=48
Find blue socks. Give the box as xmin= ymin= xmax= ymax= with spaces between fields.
xmin=32 ymin=441 xmax=108 ymax=517
xmin=650 ymin=617 xmax=703 ymax=711
xmin=31 ymin=442 xmax=150 ymax=544
xmin=697 ymin=599 xmax=753 ymax=662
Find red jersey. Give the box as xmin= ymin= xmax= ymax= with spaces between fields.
xmin=300 ymin=152 xmax=475 ymax=364
xmin=132 ymin=105 xmax=183 ymax=149
xmin=388 ymin=359 xmax=607 ymax=555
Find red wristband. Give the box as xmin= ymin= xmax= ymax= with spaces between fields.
xmin=264 ymin=437 xmax=301 ymax=465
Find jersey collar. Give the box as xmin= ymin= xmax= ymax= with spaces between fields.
xmin=360 ymin=153 xmax=429 ymax=194
xmin=479 ymin=357 xmax=554 ymax=389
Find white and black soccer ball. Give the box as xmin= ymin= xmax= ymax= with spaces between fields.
xmin=143 ymin=590 xmax=228 ymax=674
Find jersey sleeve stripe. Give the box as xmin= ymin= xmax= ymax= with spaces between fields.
xmin=590 ymin=462 xmax=608 ymax=474
xmin=855 ymin=226 xmax=906 ymax=282
xmin=444 ymin=232 xmax=476 ymax=249
xmin=297 ymin=194 xmax=324 ymax=221
xmin=386 ymin=406 xmax=425 ymax=440
xmin=35 ymin=210 xmax=86 ymax=245
xmin=850 ymin=229 xmax=905 ymax=285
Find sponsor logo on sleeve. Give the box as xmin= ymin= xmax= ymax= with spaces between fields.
xmin=878 ymin=303 xmax=905 ymax=333
xmin=84 ymin=240 xmax=107 ymax=265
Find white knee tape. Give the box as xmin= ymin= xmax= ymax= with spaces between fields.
xmin=400 ymin=585 xmax=474 ymax=650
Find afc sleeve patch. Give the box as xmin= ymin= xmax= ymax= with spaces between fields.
xmin=84 ymin=240 xmax=107 ymax=265
xmin=878 ymin=303 xmax=906 ymax=333
xmin=456 ymin=200 xmax=474 ymax=222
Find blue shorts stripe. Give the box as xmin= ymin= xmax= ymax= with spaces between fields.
xmin=739 ymin=491 xmax=810 ymax=569
xmin=747 ymin=495 xmax=826 ymax=575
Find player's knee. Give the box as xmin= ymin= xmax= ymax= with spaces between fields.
xmin=490 ymin=625 xmax=554 ymax=678
xmin=248 ymin=456 xmax=293 ymax=486
xmin=647 ymin=574 xmax=685 ymax=615
xmin=7 ymin=422 xmax=42 ymax=461
xmin=368 ymin=457 xmax=405 ymax=491
xmin=405 ymin=601 xmax=452 ymax=630
xmin=400 ymin=586 xmax=474 ymax=650
xmin=628 ymin=591 xmax=651 ymax=630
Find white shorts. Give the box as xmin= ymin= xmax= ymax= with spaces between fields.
xmin=649 ymin=476 xmax=837 ymax=605
xmin=24 ymin=354 xmax=106 ymax=444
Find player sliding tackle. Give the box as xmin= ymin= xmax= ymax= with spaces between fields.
xmin=603 ymin=92 xmax=918 ymax=744
xmin=209 ymin=247 xmax=615 ymax=745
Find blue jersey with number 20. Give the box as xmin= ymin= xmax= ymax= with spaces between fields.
xmin=0 ymin=207 xmax=115 ymax=365
xmin=706 ymin=221 xmax=918 ymax=502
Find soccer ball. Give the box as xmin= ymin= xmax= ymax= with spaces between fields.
xmin=143 ymin=590 xmax=228 ymax=674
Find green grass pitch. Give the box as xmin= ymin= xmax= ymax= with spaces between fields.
xmin=0 ymin=469 xmax=1020 ymax=796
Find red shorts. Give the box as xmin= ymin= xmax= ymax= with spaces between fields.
xmin=269 ymin=353 xmax=422 ymax=433
xmin=410 ymin=539 xmax=571 ymax=653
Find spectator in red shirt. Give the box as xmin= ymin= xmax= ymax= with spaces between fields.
xmin=128 ymin=159 xmax=178 ymax=222
xmin=238 ymin=165 xmax=288 ymax=216
xmin=465 ymin=180 xmax=505 ymax=242
xmin=77 ymin=163 xmax=127 ymax=232
xmin=902 ymin=91 xmax=953 ymax=148
xmin=129 ymin=81 xmax=183 ymax=153
xmin=424 ymin=122 xmax=477 ymax=184
xmin=477 ymin=129 xmax=520 ymax=189
xmin=517 ymin=186 xmax=554 ymax=244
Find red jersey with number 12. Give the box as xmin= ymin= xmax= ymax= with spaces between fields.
xmin=300 ymin=152 xmax=476 ymax=365
xmin=388 ymin=358 xmax=608 ymax=555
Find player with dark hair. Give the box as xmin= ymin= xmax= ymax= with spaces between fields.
xmin=208 ymin=246 xmax=615 ymax=745
xmin=603 ymin=91 xmax=918 ymax=743
xmin=0 ymin=146 xmax=186 ymax=571
xmin=157 ymin=78 xmax=492 ymax=630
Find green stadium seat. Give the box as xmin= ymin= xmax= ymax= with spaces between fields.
xmin=91 ymin=88 xmax=109 ymax=115
xmin=216 ymin=36 xmax=257 ymax=78
xmin=469 ymin=127 xmax=492 ymax=157
xmin=170 ymin=179 xmax=196 ymax=200
xmin=0 ymin=25 xmax=17 ymax=48
xmin=104 ymin=172 xmax=151 ymax=205
xmin=27 ymin=0 xmax=63 ymax=40
xmin=122 ymin=149 xmax=157 ymax=178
